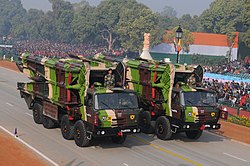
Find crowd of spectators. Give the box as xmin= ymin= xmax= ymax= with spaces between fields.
xmin=0 ymin=47 xmax=19 ymax=61
xmin=13 ymin=40 xmax=126 ymax=58
xmin=204 ymin=60 xmax=250 ymax=75
xmin=203 ymin=78 xmax=250 ymax=109
xmin=202 ymin=59 xmax=250 ymax=110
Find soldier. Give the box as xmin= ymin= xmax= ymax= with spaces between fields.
xmin=104 ymin=68 xmax=115 ymax=89
xmin=187 ymin=73 xmax=196 ymax=86
xmin=175 ymin=82 xmax=182 ymax=89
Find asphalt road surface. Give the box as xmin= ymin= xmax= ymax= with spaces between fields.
xmin=0 ymin=66 xmax=250 ymax=166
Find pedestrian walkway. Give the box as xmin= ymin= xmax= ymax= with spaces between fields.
xmin=0 ymin=129 xmax=47 ymax=166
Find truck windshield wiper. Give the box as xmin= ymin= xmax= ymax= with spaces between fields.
xmin=201 ymin=101 xmax=215 ymax=106
xmin=121 ymin=103 xmax=135 ymax=109
xmin=186 ymin=100 xmax=194 ymax=105
xmin=100 ymin=101 xmax=115 ymax=110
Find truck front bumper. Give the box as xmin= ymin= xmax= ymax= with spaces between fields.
xmin=93 ymin=126 xmax=141 ymax=137
xmin=175 ymin=122 xmax=221 ymax=132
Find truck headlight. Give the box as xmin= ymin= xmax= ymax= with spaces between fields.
xmin=102 ymin=116 xmax=107 ymax=121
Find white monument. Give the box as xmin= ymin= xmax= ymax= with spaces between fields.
xmin=140 ymin=33 xmax=153 ymax=60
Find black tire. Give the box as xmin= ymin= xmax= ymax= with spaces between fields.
xmin=33 ymin=103 xmax=43 ymax=124
xmin=74 ymin=120 xmax=90 ymax=147
xmin=139 ymin=111 xmax=154 ymax=134
xmin=111 ymin=135 xmax=127 ymax=144
xmin=185 ymin=130 xmax=203 ymax=140
xmin=155 ymin=116 xmax=172 ymax=140
xmin=42 ymin=115 xmax=56 ymax=129
xmin=61 ymin=115 xmax=74 ymax=140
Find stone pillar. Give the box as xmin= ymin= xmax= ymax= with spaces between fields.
xmin=140 ymin=33 xmax=153 ymax=60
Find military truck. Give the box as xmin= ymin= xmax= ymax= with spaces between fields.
xmin=16 ymin=53 xmax=141 ymax=147
xmin=125 ymin=59 xmax=227 ymax=140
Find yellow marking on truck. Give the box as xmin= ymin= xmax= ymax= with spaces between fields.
xmin=129 ymin=135 xmax=202 ymax=166
xmin=105 ymin=109 xmax=116 ymax=120
xmin=130 ymin=114 xmax=135 ymax=120
xmin=107 ymin=116 xmax=112 ymax=121
xmin=192 ymin=107 xmax=198 ymax=118
xmin=211 ymin=112 xmax=215 ymax=117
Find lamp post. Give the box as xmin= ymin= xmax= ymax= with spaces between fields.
xmin=176 ymin=25 xmax=183 ymax=64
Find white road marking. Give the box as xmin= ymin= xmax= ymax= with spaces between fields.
xmin=123 ymin=163 xmax=130 ymax=166
xmin=231 ymin=139 xmax=250 ymax=147
xmin=0 ymin=125 xmax=59 ymax=166
xmin=223 ymin=152 xmax=247 ymax=162
xmin=25 ymin=112 xmax=33 ymax=117
xmin=6 ymin=102 xmax=14 ymax=107
xmin=207 ymin=131 xmax=250 ymax=147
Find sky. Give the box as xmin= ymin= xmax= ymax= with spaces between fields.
xmin=21 ymin=0 xmax=214 ymax=17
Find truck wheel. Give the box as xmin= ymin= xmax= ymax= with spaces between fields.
xmin=74 ymin=120 xmax=89 ymax=147
xmin=155 ymin=116 xmax=172 ymax=140
xmin=61 ymin=115 xmax=74 ymax=140
xmin=111 ymin=135 xmax=127 ymax=144
xmin=33 ymin=103 xmax=43 ymax=124
xmin=139 ymin=111 xmax=154 ymax=134
xmin=42 ymin=115 xmax=56 ymax=129
xmin=185 ymin=130 xmax=203 ymax=140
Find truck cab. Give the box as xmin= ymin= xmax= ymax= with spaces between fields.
xmin=84 ymin=87 xmax=140 ymax=140
xmin=171 ymin=87 xmax=221 ymax=135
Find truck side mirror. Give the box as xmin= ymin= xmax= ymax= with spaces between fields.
xmin=84 ymin=97 xmax=88 ymax=106
xmin=88 ymin=99 xmax=93 ymax=106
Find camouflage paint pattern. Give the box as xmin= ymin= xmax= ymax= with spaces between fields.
xmin=17 ymin=53 xmax=140 ymax=130
xmin=98 ymin=108 xmax=138 ymax=128
xmin=125 ymin=59 xmax=220 ymax=125
xmin=126 ymin=60 xmax=175 ymax=116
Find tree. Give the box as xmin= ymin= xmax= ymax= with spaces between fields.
xmin=0 ymin=18 xmax=11 ymax=37
xmin=117 ymin=1 xmax=164 ymax=52
xmin=48 ymin=0 xmax=74 ymax=42
xmin=38 ymin=11 xmax=57 ymax=41
xmin=199 ymin=0 xmax=246 ymax=34
xmin=157 ymin=6 xmax=178 ymax=32
xmin=25 ymin=9 xmax=45 ymax=40
xmin=160 ymin=6 xmax=177 ymax=18
xmin=94 ymin=0 xmax=125 ymax=50
xmin=72 ymin=1 xmax=96 ymax=44
xmin=241 ymin=0 xmax=250 ymax=47
xmin=93 ymin=0 xmax=163 ymax=51
xmin=179 ymin=14 xmax=199 ymax=32
xmin=163 ymin=27 xmax=194 ymax=53
xmin=0 ymin=0 xmax=27 ymax=38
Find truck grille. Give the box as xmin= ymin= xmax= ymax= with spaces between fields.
xmin=195 ymin=114 xmax=206 ymax=123
xmin=112 ymin=118 xmax=127 ymax=127
xmin=195 ymin=113 xmax=217 ymax=123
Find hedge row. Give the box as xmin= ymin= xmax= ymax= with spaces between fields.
xmin=227 ymin=115 xmax=250 ymax=128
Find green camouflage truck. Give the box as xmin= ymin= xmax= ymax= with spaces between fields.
xmin=16 ymin=53 xmax=140 ymax=147
xmin=125 ymin=59 xmax=227 ymax=140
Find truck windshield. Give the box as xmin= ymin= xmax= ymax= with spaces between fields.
xmin=94 ymin=93 xmax=139 ymax=110
xmin=183 ymin=92 xmax=216 ymax=107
